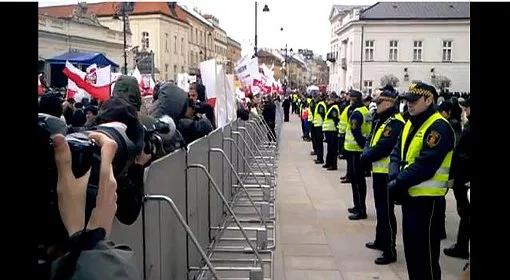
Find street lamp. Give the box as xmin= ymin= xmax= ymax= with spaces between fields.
xmin=280 ymin=27 xmax=293 ymax=94
xmin=254 ymin=2 xmax=270 ymax=57
xmin=113 ymin=3 xmax=133 ymax=74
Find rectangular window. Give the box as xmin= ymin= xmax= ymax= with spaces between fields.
xmin=181 ymin=37 xmax=184 ymax=55
xmin=442 ymin=40 xmax=452 ymax=62
xmin=142 ymin=31 xmax=149 ymax=49
xmin=174 ymin=65 xmax=177 ymax=80
xmin=195 ymin=30 xmax=198 ymax=44
xmin=174 ymin=35 xmax=177 ymax=54
xmin=389 ymin=40 xmax=398 ymax=61
xmin=165 ymin=33 xmax=168 ymax=52
xmin=190 ymin=27 xmax=193 ymax=43
xmin=413 ymin=40 xmax=423 ymax=62
xmin=190 ymin=50 xmax=194 ymax=65
xmin=181 ymin=66 xmax=185 ymax=73
xmin=165 ymin=64 xmax=169 ymax=81
xmin=364 ymin=40 xmax=374 ymax=61
xmin=363 ymin=80 xmax=373 ymax=94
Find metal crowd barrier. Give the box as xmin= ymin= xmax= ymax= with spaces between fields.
xmin=110 ymin=113 xmax=281 ymax=280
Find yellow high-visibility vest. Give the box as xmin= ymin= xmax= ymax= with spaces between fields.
xmin=344 ymin=106 xmax=372 ymax=152
xmin=337 ymin=105 xmax=351 ymax=135
xmin=401 ymin=112 xmax=453 ymax=197
xmin=322 ymin=105 xmax=340 ymax=132
xmin=369 ymin=113 xmax=405 ymax=173
xmin=313 ymin=101 xmax=327 ymax=127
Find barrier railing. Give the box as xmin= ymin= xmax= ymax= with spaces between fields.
xmin=110 ymin=114 xmax=281 ymax=280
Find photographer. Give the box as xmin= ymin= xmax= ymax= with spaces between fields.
xmin=92 ymin=97 xmax=150 ymax=225
xmin=50 ymin=132 xmax=138 ymax=280
xmin=189 ymin=82 xmax=216 ymax=129
xmin=151 ymin=82 xmax=213 ymax=145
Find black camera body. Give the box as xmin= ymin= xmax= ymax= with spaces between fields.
xmin=37 ymin=114 xmax=139 ymax=255
xmin=140 ymin=115 xmax=185 ymax=160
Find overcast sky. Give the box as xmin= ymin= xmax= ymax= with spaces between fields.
xmin=39 ymin=0 xmax=380 ymax=58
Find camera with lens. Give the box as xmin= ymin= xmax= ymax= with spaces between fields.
xmin=37 ymin=113 xmax=140 ymax=260
xmin=141 ymin=115 xmax=172 ymax=159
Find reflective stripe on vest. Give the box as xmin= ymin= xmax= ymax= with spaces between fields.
xmin=369 ymin=113 xmax=405 ymax=174
xmin=344 ymin=106 xmax=372 ymax=152
xmin=313 ymin=101 xmax=326 ymax=127
xmin=401 ymin=112 xmax=453 ymax=197
xmin=322 ymin=105 xmax=340 ymax=131
xmin=307 ymin=107 xmax=313 ymax=121
xmin=337 ymin=105 xmax=350 ymax=134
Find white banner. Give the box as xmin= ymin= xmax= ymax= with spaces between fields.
xmin=177 ymin=73 xmax=190 ymax=92
xmin=225 ymin=74 xmax=237 ymax=123
xmin=234 ymin=56 xmax=259 ymax=87
xmin=199 ymin=59 xmax=217 ymax=101
xmin=215 ymin=64 xmax=228 ymax=128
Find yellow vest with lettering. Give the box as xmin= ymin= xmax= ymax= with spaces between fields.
xmin=401 ymin=112 xmax=453 ymax=197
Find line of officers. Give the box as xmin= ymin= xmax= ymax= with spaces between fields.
xmin=295 ymin=82 xmax=471 ymax=280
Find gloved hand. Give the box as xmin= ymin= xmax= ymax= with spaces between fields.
xmin=388 ymin=179 xmax=406 ymax=205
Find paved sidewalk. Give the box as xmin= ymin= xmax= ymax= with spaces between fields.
xmin=273 ymin=114 xmax=466 ymax=280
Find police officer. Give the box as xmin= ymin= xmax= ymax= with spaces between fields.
xmin=338 ymin=92 xmax=353 ymax=183
xmin=388 ymin=82 xmax=454 ymax=280
xmin=312 ymin=93 xmax=327 ymax=164
xmin=361 ymin=85 xmax=405 ymax=264
xmin=443 ymin=96 xmax=470 ymax=260
xmin=344 ymin=89 xmax=372 ymax=220
xmin=309 ymin=95 xmax=317 ymax=156
xmin=322 ymin=95 xmax=340 ymax=170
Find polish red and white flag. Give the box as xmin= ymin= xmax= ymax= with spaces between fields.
xmin=63 ymin=61 xmax=113 ymax=101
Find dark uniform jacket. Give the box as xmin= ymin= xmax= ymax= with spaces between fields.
xmin=361 ymin=106 xmax=404 ymax=164
xmin=388 ymin=106 xmax=455 ymax=195
xmin=449 ymin=119 xmax=471 ymax=184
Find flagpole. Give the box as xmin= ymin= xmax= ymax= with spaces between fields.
xmin=223 ymin=61 xmax=228 ymax=125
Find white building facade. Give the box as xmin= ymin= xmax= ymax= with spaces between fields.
xmin=327 ymin=2 xmax=470 ymax=94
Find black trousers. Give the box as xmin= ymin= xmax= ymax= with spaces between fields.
xmin=267 ymin=122 xmax=276 ymax=142
xmin=337 ymin=134 xmax=345 ymax=156
xmin=291 ymin=102 xmax=296 ymax=114
xmin=402 ymin=196 xmax=445 ymax=280
xmin=313 ymin=126 xmax=324 ymax=161
xmin=324 ymin=131 xmax=338 ymax=168
xmin=283 ymin=107 xmax=290 ymax=122
xmin=348 ymin=152 xmax=367 ymax=212
xmin=343 ymin=151 xmax=353 ymax=179
xmin=453 ymin=185 xmax=470 ymax=251
xmin=372 ymin=173 xmax=397 ymax=257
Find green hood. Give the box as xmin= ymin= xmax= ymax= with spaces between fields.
xmin=112 ymin=75 xmax=141 ymax=111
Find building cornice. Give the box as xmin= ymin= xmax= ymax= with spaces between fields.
xmin=335 ymin=19 xmax=470 ymax=35
xmin=39 ymin=29 xmax=125 ymax=47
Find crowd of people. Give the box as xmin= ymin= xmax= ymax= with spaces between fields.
xmin=287 ymin=82 xmax=471 ymax=279
xmin=36 ymin=74 xmax=243 ymax=279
